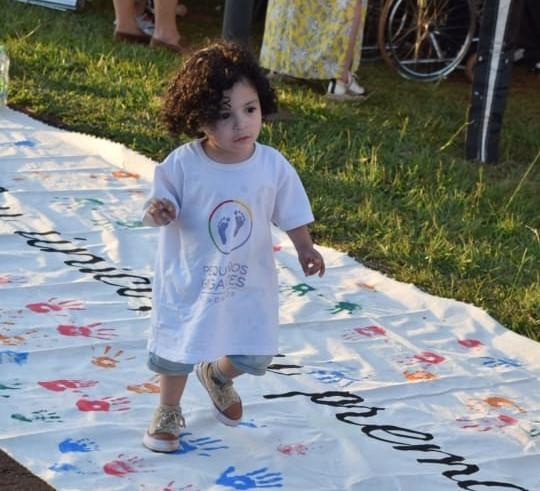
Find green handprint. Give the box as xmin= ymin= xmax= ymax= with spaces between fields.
xmin=328 ymin=301 xmax=361 ymax=315
xmin=0 ymin=381 xmax=22 ymax=397
xmin=11 ymin=409 xmax=63 ymax=423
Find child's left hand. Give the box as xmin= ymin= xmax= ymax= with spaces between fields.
xmin=297 ymin=247 xmax=325 ymax=277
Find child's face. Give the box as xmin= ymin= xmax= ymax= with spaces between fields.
xmin=201 ymin=78 xmax=262 ymax=164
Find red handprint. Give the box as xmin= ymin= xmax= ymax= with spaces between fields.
xmin=277 ymin=442 xmax=308 ymax=456
xmin=458 ymin=338 xmax=483 ymax=348
xmin=26 ymin=298 xmax=85 ymax=314
xmin=354 ymin=325 xmax=386 ymax=337
xmin=413 ymin=351 xmax=445 ymax=365
xmin=342 ymin=324 xmax=386 ymax=342
xmin=57 ymin=323 xmax=117 ymax=340
xmin=139 ymin=482 xmax=200 ymax=491
xmin=38 ymin=379 xmax=98 ymax=392
xmin=0 ymin=274 xmax=26 ymax=286
xmin=76 ymin=395 xmax=130 ymax=412
xmin=103 ymin=454 xmax=148 ymax=477
xmin=456 ymin=414 xmax=518 ymax=432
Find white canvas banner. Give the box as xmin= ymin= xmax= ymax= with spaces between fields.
xmin=0 ymin=107 xmax=539 ymax=491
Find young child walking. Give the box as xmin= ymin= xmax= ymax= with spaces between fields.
xmin=142 ymin=41 xmax=325 ymax=453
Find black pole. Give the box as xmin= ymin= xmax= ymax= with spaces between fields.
xmin=465 ymin=0 xmax=524 ymax=163
xmin=222 ymin=0 xmax=254 ymax=48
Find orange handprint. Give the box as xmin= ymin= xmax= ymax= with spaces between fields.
xmin=92 ymin=345 xmax=135 ymax=368
xmin=127 ymin=375 xmax=160 ymax=394
xmin=112 ymin=170 xmax=140 ymax=179
xmin=484 ymin=396 xmax=526 ymax=413
xmin=403 ymin=369 xmax=437 ymax=381
xmin=0 ymin=334 xmax=26 ymax=346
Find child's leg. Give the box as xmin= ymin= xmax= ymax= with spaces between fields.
xmin=196 ymin=355 xmax=273 ymax=426
xmin=225 ymin=354 xmax=273 ymax=377
xmin=214 ymin=356 xmax=243 ymax=380
xmin=160 ymin=373 xmax=188 ymax=406
xmin=143 ymin=353 xmax=193 ymax=453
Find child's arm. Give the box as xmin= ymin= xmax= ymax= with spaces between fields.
xmin=143 ymin=198 xmax=177 ymax=227
xmin=286 ymin=225 xmax=325 ymax=277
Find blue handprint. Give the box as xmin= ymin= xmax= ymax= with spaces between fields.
xmin=174 ymin=432 xmax=228 ymax=456
xmin=307 ymin=368 xmax=362 ymax=387
xmin=49 ymin=463 xmax=80 ymax=473
xmin=0 ymin=350 xmax=29 ymax=366
xmin=0 ymin=139 xmax=35 ymax=147
xmin=238 ymin=419 xmax=267 ymax=429
xmin=479 ymin=357 xmax=523 ymax=368
xmin=216 ymin=466 xmax=283 ymax=489
xmin=58 ymin=437 xmax=99 ymax=453
xmin=48 ymin=459 xmax=100 ymax=475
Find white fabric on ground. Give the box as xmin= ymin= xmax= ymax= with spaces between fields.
xmin=0 ymin=107 xmax=539 ymax=491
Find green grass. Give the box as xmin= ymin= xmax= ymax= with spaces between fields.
xmin=1 ymin=0 xmax=539 ymax=340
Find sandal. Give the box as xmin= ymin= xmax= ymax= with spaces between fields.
xmin=326 ymin=72 xmax=367 ymax=102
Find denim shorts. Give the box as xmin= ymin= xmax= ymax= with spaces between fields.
xmin=148 ymin=352 xmax=273 ymax=376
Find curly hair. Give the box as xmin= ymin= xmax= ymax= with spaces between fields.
xmin=163 ymin=41 xmax=278 ymax=138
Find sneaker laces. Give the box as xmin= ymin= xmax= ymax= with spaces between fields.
xmin=152 ymin=406 xmax=185 ymax=435
xmin=207 ymin=366 xmax=240 ymax=409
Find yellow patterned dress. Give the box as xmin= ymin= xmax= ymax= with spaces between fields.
xmin=259 ymin=0 xmax=368 ymax=80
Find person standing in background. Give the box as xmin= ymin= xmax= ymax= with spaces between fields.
xmin=112 ymin=0 xmax=189 ymax=54
xmin=260 ymin=0 xmax=368 ymax=101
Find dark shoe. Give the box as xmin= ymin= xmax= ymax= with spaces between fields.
xmin=196 ymin=362 xmax=242 ymax=426
xmin=113 ymin=30 xmax=151 ymax=44
xmin=150 ymin=37 xmax=191 ymax=55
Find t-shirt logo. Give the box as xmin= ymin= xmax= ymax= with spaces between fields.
xmin=208 ymin=200 xmax=253 ymax=254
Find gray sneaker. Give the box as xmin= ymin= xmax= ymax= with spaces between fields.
xmin=142 ymin=405 xmax=185 ymax=452
xmin=196 ymin=362 xmax=242 ymax=426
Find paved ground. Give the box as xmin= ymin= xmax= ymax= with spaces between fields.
xmin=0 ymin=451 xmax=54 ymax=490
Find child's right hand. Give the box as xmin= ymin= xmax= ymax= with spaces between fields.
xmin=145 ymin=198 xmax=176 ymax=226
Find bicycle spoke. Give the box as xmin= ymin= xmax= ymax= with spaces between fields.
xmin=381 ymin=0 xmax=476 ymax=80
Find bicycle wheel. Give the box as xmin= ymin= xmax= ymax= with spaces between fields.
xmin=378 ymin=0 xmax=476 ymax=81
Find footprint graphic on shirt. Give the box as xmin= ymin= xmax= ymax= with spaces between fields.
xmin=233 ymin=210 xmax=246 ymax=237
xmin=218 ymin=217 xmax=230 ymax=245
xmin=209 ymin=200 xmax=253 ymax=254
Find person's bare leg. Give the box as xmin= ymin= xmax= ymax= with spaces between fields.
xmin=113 ymin=0 xmax=144 ymax=35
xmin=153 ymin=0 xmax=181 ymax=45
xmin=147 ymin=373 xmax=188 ymax=443
xmin=340 ymin=0 xmax=365 ymax=83
xmin=216 ymin=356 xmax=243 ymax=380
xmin=159 ymin=373 xmax=188 ymax=406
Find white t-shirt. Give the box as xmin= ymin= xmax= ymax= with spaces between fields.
xmin=144 ymin=140 xmax=314 ymax=363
